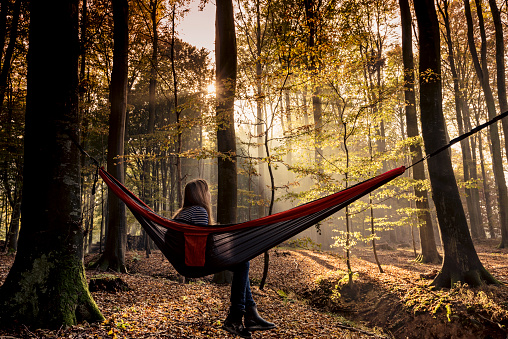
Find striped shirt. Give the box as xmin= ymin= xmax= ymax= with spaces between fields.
xmin=174 ymin=205 xmax=209 ymax=225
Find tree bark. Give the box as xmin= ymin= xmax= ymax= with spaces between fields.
xmin=0 ymin=0 xmax=8 ymax=65
xmin=464 ymin=0 xmax=508 ymax=248
xmin=478 ymin=132 xmax=496 ymax=238
xmin=414 ymin=0 xmax=497 ymax=288
xmin=254 ymin=0 xmax=266 ymax=219
xmin=0 ymin=0 xmax=103 ymax=327
xmin=399 ymin=0 xmax=441 ymax=263
xmin=0 ymin=0 xmax=21 ymax=114
xmin=487 ymin=0 xmax=508 ymax=245
xmin=488 ymin=0 xmax=508 ymax=161
xmin=214 ymin=0 xmax=237 ymax=284
xmin=256 ymin=33 xmax=266 ymax=220
xmin=97 ymin=0 xmax=129 ymax=272
xmin=304 ymin=0 xmax=323 ymax=168
xmin=170 ymin=2 xmax=183 ymax=210
xmin=438 ymin=0 xmax=484 ymax=239
xmin=259 ymin=114 xmax=275 ymax=290
xmin=5 ymin=199 xmax=20 ymax=251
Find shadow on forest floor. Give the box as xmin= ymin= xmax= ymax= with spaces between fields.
xmin=0 ymin=239 xmax=507 ymax=338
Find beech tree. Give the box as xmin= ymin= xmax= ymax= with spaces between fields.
xmin=214 ymin=0 xmax=237 ymax=283
xmin=95 ymin=0 xmax=129 ymax=272
xmin=0 ymin=0 xmax=25 ymax=253
xmin=464 ymin=0 xmax=508 ymax=248
xmin=0 ymin=0 xmax=103 ymax=327
xmin=413 ymin=0 xmax=497 ymax=288
xmin=0 ymin=0 xmax=21 ymax=114
xmin=438 ymin=0 xmax=484 ymax=240
xmin=399 ymin=0 xmax=441 ymax=264
xmin=215 ymin=0 xmax=237 ymax=226
xmin=487 ymin=0 xmax=508 ymax=247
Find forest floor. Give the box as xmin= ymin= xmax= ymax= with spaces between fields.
xmin=0 ymin=239 xmax=507 ymax=339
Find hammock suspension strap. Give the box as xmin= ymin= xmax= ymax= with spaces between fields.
xmin=407 ymin=110 xmax=508 ymax=169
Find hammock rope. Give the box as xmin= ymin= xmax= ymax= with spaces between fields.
xmin=407 ymin=110 xmax=508 ymax=169
xmin=74 ymin=110 xmax=508 ymax=277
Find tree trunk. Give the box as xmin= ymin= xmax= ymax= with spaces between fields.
xmin=5 ymin=199 xmax=20 ymax=252
xmin=2 ymin=154 xmax=22 ymax=253
xmin=414 ymin=0 xmax=497 ymax=288
xmin=438 ymin=0 xmax=484 ymax=239
xmin=213 ymin=0 xmax=237 ymax=284
xmin=87 ymin=192 xmax=96 ymax=253
xmin=370 ymin=195 xmax=383 ymax=273
xmin=97 ymin=0 xmax=129 ymax=272
xmin=256 ymin=42 xmax=265 ymax=219
xmin=460 ymin=102 xmax=484 ymax=239
xmin=303 ymin=0 xmax=323 ymax=169
xmin=478 ymin=132 xmax=496 ymax=238
xmin=488 ymin=0 xmax=508 ymax=161
xmin=259 ymin=118 xmax=276 ymax=290
xmin=0 ymin=0 xmax=21 ymax=114
xmin=0 ymin=0 xmax=103 ymax=327
xmin=148 ymin=0 xmax=158 ymax=136
xmin=170 ymin=2 xmax=183 ymax=210
xmin=464 ymin=0 xmax=508 ymax=248
xmin=285 ymin=88 xmax=292 ymax=167
xmin=0 ymin=0 xmax=8 ymax=65
xmin=399 ymin=0 xmax=441 ymax=263
xmin=142 ymin=0 xmax=160 ymax=259
xmin=488 ymin=0 xmax=508 ymax=245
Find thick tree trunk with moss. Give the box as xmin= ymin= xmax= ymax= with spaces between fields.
xmin=399 ymin=0 xmax=441 ymax=264
xmin=414 ymin=0 xmax=497 ymax=288
xmin=213 ymin=0 xmax=237 ymax=284
xmin=0 ymin=0 xmax=103 ymax=327
xmin=96 ymin=0 xmax=129 ymax=272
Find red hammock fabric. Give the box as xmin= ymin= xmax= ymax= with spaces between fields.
xmin=100 ymin=166 xmax=406 ymax=277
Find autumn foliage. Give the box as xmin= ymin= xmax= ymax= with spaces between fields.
xmin=1 ymin=241 xmax=507 ymax=338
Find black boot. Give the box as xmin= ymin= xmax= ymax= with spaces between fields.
xmin=222 ymin=309 xmax=252 ymax=338
xmin=244 ymin=305 xmax=276 ymax=331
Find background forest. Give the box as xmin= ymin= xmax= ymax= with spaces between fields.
xmin=0 ymin=0 xmax=504 ymax=254
xmin=0 ymin=0 xmax=508 ymax=334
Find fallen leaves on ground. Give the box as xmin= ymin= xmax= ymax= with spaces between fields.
xmin=0 ymin=239 xmax=507 ymax=338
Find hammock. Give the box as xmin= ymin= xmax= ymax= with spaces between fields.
xmin=99 ymin=166 xmax=406 ymax=278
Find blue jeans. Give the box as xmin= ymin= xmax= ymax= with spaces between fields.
xmin=229 ymin=261 xmax=256 ymax=312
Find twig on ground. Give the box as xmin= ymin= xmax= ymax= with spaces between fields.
xmin=335 ymin=321 xmax=390 ymax=338
xmin=21 ymin=325 xmax=36 ymax=338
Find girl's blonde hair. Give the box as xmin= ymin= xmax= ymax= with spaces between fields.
xmin=173 ymin=179 xmax=214 ymax=224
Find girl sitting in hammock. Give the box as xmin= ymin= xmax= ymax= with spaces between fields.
xmin=174 ymin=179 xmax=276 ymax=338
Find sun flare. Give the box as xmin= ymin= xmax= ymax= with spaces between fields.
xmin=206 ymin=82 xmax=216 ymax=95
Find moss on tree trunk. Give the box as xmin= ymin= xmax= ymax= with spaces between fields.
xmin=0 ymin=249 xmax=103 ymax=328
xmin=0 ymin=0 xmax=104 ymax=328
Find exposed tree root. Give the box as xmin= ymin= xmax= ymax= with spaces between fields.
xmin=415 ymin=253 xmax=442 ymax=264
xmin=432 ymin=266 xmax=501 ymax=288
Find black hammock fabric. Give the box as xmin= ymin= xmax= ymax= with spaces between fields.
xmin=100 ymin=166 xmax=406 ymax=278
